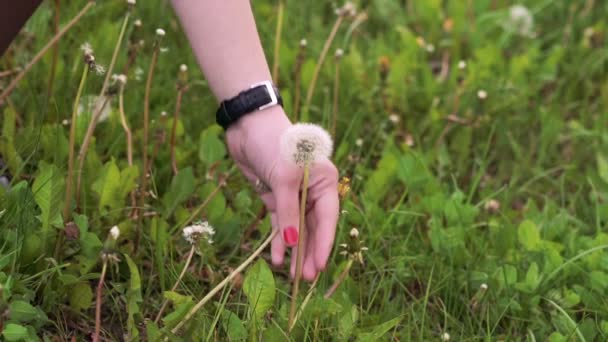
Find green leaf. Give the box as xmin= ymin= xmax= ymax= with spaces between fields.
xmin=358 ymin=316 xmax=402 ymax=341
xmin=118 ymin=165 xmax=139 ymax=200
xmin=162 ymin=167 xmax=195 ymax=218
xmin=2 ymin=323 xmax=29 ymax=341
xmin=518 ymin=220 xmax=541 ymax=251
xmin=222 ymin=309 xmax=246 ymax=340
xmin=198 ymin=125 xmax=226 ymax=166
xmin=91 ymin=159 xmax=121 ymax=210
xmin=598 ymin=153 xmax=608 ymax=184
xmin=32 ymin=161 xmax=64 ymax=233
xmin=69 ymin=282 xmax=93 ymax=312
xmin=243 ymin=259 xmax=275 ymax=320
xmin=163 ymin=291 xmax=193 ymax=305
xmin=124 ymin=254 xmax=143 ymax=340
xmin=8 ymin=301 xmax=44 ymax=323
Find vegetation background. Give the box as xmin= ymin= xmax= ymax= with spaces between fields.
xmin=1 ymin=0 xmax=608 ymax=340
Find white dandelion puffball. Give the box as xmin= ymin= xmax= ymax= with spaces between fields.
xmin=441 ymin=332 xmax=450 ymax=341
xmin=350 ymin=227 xmax=359 ymax=238
xmin=300 ymin=39 xmax=307 ymax=47
xmin=458 ymin=60 xmax=467 ymax=70
xmin=80 ymin=42 xmax=93 ymax=56
xmin=156 ymin=28 xmax=166 ymax=37
xmin=480 ymin=283 xmax=488 ymax=290
xmin=477 ymin=90 xmax=488 ymax=100
xmin=179 ymin=64 xmax=188 ymax=72
xmin=112 ymin=74 xmax=127 ymax=85
xmin=183 ymin=221 xmax=215 ymax=244
xmin=280 ymin=123 xmax=333 ymax=167
xmin=110 ymin=226 xmax=120 ymax=240
xmin=506 ymin=5 xmax=534 ymax=37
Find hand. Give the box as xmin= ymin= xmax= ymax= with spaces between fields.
xmin=225 ymin=106 xmax=339 ymax=281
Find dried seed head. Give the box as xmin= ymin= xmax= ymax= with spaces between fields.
xmin=134 ymin=19 xmax=142 ymax=27
xmin=336 ymin=1 xmax=357 ymax=17
xmin=183 ymin=221 xmax=215 ymax=245
xmin=112 ymin=74 xmax=127 ymax=85
xmin=388 ymin=114 xmax=400 ymax=124
xmin=280 ymin=123 xmax=333 ymax=167
xmin=480 ymin=283 xmax=488 ymax=291
xmin=355 ymin=138 xmax=363 ymax=147
xmin=441 ymin=332 xmax=450 ymax=341
xmin=484 ymin=199 xmax=500 ymax=213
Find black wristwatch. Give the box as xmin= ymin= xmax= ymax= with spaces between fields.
xmin=216 ymin=81 xmax=283 ymax=130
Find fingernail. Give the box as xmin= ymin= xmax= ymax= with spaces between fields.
xmin=283 ymin=226 xmax=298 ymax=246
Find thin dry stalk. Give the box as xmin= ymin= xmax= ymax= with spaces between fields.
xmin=154 ymin=245 xmax=196 ymax=323
xmin=93 ymin=261 xmax=108 ymax=342
xmin=117 ymin=83 xmax=136 ymax=212
xmin=302 ymin=16 xmax=344 ymax=116
xmin=0 ymin=1 xmax=95 ymax=103
xmin=289 ymin=274 xmax=319 ymax=331
xmin=292 ymin=40 xmax=307 ymax=122
xmin=170 ymin=85 xmax=187 ymax=176
xmin=170 ymin=229 xmax=279 ymax=334
xmin=272 ymin=0 xmax=285 ymax=84
xmin=324 ymin=259 xmax=353 ymax=298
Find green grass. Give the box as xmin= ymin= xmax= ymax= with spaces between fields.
xmin=2 ymin=0 xmax=608 ymax=340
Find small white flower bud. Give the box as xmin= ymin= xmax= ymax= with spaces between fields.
xmin=350 ymin=228 xmax=359 ymax=238
xmin=355 ymin=138 xmax=363 ymax=147
xmin=335 ymin=48 xmax=344 ymax=58
xmin=480 ymin=283 xmax=488 ymax=290
xmin=458 ymin=60 xmax=467 ymax=69
xmin=300 ymin=39 xmax=307 ymax=47
xmin=127 ymin=0 xmax=136 ymax=5
xmin=441 ymin=332 xmax=450 ymax=341
xmin=156 ymin=28 xmax=166 ymax=37
xmin=179 ymin=64 xmax=188 ymax=73
xmin=134 ymin=19 xmax=142 ymax=27
xmin=477 ymin=90 xmax=488 ymax=99
xmin=160 ymin=111 xmax=168 ymax=117
xmin=110 ymin=226 xmax=120 ymax=240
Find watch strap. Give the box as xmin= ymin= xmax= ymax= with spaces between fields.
xmin=216 ymin=82 xmax=282 ymax=130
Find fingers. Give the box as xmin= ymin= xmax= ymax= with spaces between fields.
xmin=273 ymin=170 xmax=302 ymax=248
xmin=270 ymin=213 xmax=285 ymax=266
xmin=302 ymin=212 xmax=319 ymax=281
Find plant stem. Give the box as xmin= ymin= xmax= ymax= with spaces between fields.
xmin=324 ymin=259 xmax=353 ymax=298
xmin=117 ymin=83 xmax=137 ymax=213
xmin=93 ymin=260 xmax=108 ymax=342
xmin=0 ymin=1 xmax=95 ymax=104
xmin=293 ymin=41 xmax=306 ymax=122
xmin=170 ymin=229 xmax=279 ymax=334
xmin=288 ymin=163 xmax=310 ymax=329
xmin=47 ymin=0 xmax=61 ymax=100
xmin=271 ymin=0 xmax=284 ymax=84
xmin=170 ymin=86 xmax=186 ymax=176
xmin=74 ymin=11 xmax=131 ymax=207
xmin=302 ymin=16 xmax=344 ymax=119
xmin=331 ymin=55 xmax=341 ymax=139
xmin=154 ymin=245 xmax=196 ymax=323
xmin=289 ymin=274 xmax=319 ymax=331
xmin=136 ymin=40 xmax=161 ymax=252
xmin=63 ymin=65 xmax=89 ymax=222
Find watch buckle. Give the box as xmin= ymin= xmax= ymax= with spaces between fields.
xmin=251 ymin=81 xmax=278 ymax=111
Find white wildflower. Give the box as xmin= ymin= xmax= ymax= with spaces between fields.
xmin=441 ymin=332 xmax=450 ymax=341
xmin=160 ymin=111 xmax=168 ymax=117
xmin=62 ymin=119 xmax=69 ymax=126
xmin=336 ymin=1 xmax=356 ymax=17
xmin=112 ymin=74 xmax=127 ymax=85
xmin=183 ymin=221 xmax=215 ymax=245
xmin=425 ymin=44 xmax=435 ymax=53
xmin=280 ymin=123 xmax=333 ymax=167
xmin=350 ymin=227 xmax=359 ymax=238
xmin=80 ymin=42 xmax=93 ymax=56
xmin=505 ymin=5 xmax=534 ymax=37
xmin=94 ymin=64 xmax=106 ymax=76
xmin=156 ymin=28 xmax=166 ymax=37
xmin=134 ymin=67 xmax=144 ymax=81
xmin=458 ymin=60 xmax=467 ymax=69
xmin=477 ymin=90 xmax=488 ymax=100
xmin=484 ymin=199 xmax=500 ymax=212
xmin=110 ymin=226 xmax=120 ymax=240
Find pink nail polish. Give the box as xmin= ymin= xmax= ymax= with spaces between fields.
xmin=283 ymin=226 xmax=298 ymax=246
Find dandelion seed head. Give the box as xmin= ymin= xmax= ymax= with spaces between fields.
xmin=389 ymin=114 xmax=400 ymax=124
xmin=179 ymin=64 xmax=188 ymax=73
xmin=480 ymin=283 xmax=488 ymax=290
xmin=280 ymin=123 xmax=333 ymax=167
xmin=335 ymin=48 xmax=344 ymax=58
xmin=134 ymin=19 xmax=142 ymax=27
xmin=425 ymin=44 xmax=435 ymax=53
xmin=62 ymin=119 xmax=69 ymax=126
xmin=336 ymin=1 xmax=357 ymax=17
xmin=80 ymin=42 xmax=93 ymax=56
xmin=156 ymin=28 xmax=166 ymax=37
xmin=477 ymin=90 xmax=488 ymax=100
xmin=183 ymin=221 xmax=215 ymax=245
xmin=484 ymin=199 xmax=500 ymax=213
xmin=355 ymin=138 xmax=363 ymax=147
xmin=94 ymin=64 xmax=106 ymax=76
xmin=300 ymin=39 xmax=307 ymax=47
xmin=112 ymin=74 xmax=127 ymax=85
xmin=505 ymin=5 xmax=534 ymax=37
xmin=458 ymin=60 xmax=467 ymax=69
xmin=441 ymin=332 xmax=451 ymax=341
xmin=110 ymin=226 xmax=120 ymax=240
xmin=160 ymin=111 xmax=168 ymax=117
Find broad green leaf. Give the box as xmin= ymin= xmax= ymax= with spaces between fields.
xmin=598 ymin=154 xmax=608 ymax=184
xmin=8 ymin=301 xmax=44 ymax=323
xmin=243 ymin=259 xmax=275 ymax=320
xmin=91 ymin=160 xmax=121 ymax=210
xmin=118 ymin=165 xmax=139 ymax=200
xmin=162 ymin=167 xmax=195 ymax=217
xmin=163 ymin=291 xmax=193 ymax=305
xmin=364 ymin=144 xmax=399 ymax=202
xmin=518 ymin=220 xmax=541 ymax=251
xmin=32 ymin=161 xmax=64 ymax=233
xmin=199 ymin=182 xmax=226 ymax=222
xmin=222 ymin=309 xmax=246 ymax=340
xmin=2 ymin=323 xmax=29 ymax=341
xmin=125 ymin=254 xmax=143 ymax=340
xmin=198 ymin=125 xmax=226 ymax=166
xmin=69 ymin=282 xmax=93 ymax=312
xmin=358 ymin=316 xmax=402 ymax=341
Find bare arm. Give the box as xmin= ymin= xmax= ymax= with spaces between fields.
xmin=0 ymin=0 xmax=42 ymax=56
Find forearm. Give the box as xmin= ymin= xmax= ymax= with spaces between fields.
xmin=171 ymin=0 xmax=273 ymax=102
xmin=0 ymin=0 xmax=42 ymax=56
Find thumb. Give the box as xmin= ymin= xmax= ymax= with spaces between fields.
xmin=273 ymin=177 xmax=301 ymax=248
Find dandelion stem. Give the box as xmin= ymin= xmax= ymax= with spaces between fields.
xmin=331 ymin=55 xmax=341 ymax=139
xmin=302 ymin=16 xmax=344 ymax=119
xmin=75 ymin=11 xmax=131 ymax=207
xmin=288 ymin=163 xmax=310 ymax=329
xmin=0 ymin=1 xmax=95 ymax=104
xmin=63 ymin=64 xmax=89 ymax=223
xmin=170 ymin=229 xmax=279 ymax=334
xmin=136 ymin=35 xmax=161 ymax=252
xmin=324 ymin=259 xmax=353 ymax=299
xmin=289 ymin=274 xmax=319 ymax=331
xmin=170 ymin=86 xmax=187 ymax=176
xmin=155 ymin=244 xmax=196 ymax=324
xmin=93 ymin=260 xmax=108 ymax=342
xmin=117 ymin=83 xmax=137 ymax=214
xmin=271 ymin=0 xmax=284 ymax=84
